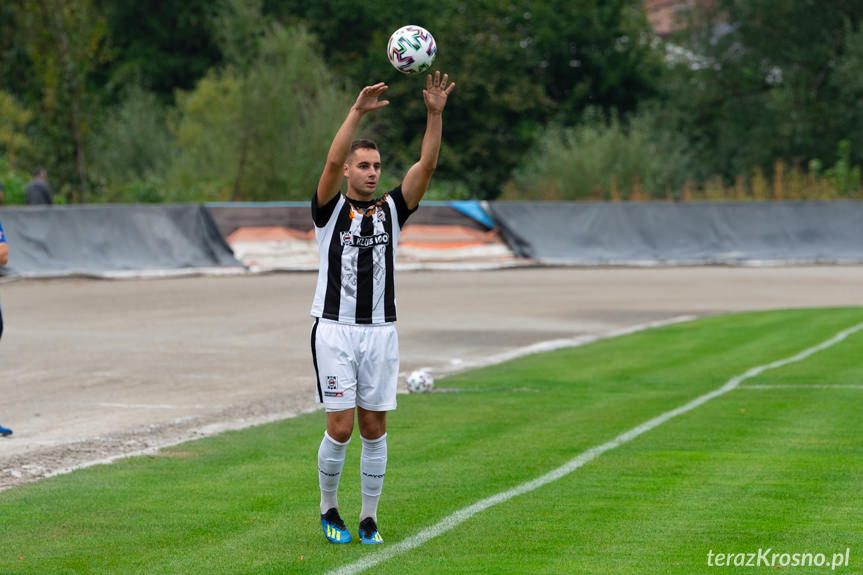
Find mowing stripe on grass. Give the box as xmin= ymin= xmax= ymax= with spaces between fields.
xmin=328 ymin=319 xmax=863 ymax=575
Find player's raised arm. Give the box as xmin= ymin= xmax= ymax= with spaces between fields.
xmin=316 ymin=83 xmax=390 ymax=207
xmin=401 ymin=71 xmax=455 ymax=210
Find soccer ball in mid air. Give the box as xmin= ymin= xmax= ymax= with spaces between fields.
xmin=387 ymin=25 xmax=437 ymax=74
xmin=406 ymin=370 xmax=435 ymax=393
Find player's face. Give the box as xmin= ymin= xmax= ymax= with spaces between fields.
xmin=344 ymin=148 xmax=382 ymax=199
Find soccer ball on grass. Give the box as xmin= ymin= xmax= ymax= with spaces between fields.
xmin=406 ymin=370 xmax=435 ymax=393
xmin=387 ymin=25 xmax=437 ymax=74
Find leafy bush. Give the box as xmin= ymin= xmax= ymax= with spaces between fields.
xmin=87 ymin=86 xmax=175 ymax=202
xmin=0 ymin=91 xmax=33 ymax=166
xmin=512 ymin=108 xmax=695 ymax=200
xmin=169 ymin=21 xmax=351 ymax=201
xmin=0 ymin=157 xmax=30 ymax=205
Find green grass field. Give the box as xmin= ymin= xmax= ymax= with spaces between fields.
xmin=2 ymin=308 xmax=862 ymax=574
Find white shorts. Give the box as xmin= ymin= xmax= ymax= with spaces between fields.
xmin=311 ymin=318 xmax=399 ymax=412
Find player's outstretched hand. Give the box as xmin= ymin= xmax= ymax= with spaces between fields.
xmin=423 ymin=71 xmax=455 ymax=114
xmin=353 ymin=82 xmax=390 ymax=114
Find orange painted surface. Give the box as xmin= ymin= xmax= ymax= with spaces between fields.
xmin=399 ymin=225 xmax=502 ymax=250
xmin=227 ymin=224 xmax=504 ymax=251
xmin=226 ymin=227 xmax=313 ymax=243
xmin=225 ymin=224 xmax=518 ymax=268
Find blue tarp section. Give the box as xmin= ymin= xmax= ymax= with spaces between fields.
xmin=0 ymin=204 xmax=242 ymax=278
xmin=449 ymin=201 xmax=494 ymax=229
xmin=487 ymin=201 xmax=863 ymax=265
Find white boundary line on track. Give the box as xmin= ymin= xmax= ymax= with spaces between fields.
xmin=327 ymin=320 xmax=863 ymax=575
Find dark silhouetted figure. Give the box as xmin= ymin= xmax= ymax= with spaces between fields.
xmin=25 ymin=168 xmax=53 ymax=205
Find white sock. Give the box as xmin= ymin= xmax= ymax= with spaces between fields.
xmin=360 ymin=433 xmax=388 ymax=521
xmin=318 ymin=431 xmax=349 ymax=514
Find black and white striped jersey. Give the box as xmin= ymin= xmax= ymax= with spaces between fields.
xmin=310 ymin=186 xmax=416 ymax=324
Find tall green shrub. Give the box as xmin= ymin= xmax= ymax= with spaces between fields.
xmin=513 ymin=108 xmax=694 ymax=200
xmin=87 ymin=86 xmax=175 ymax=202
xmin=0 ymin=90 xmax=33 ymax=166
xmin=169 ymin=20 xmax=350 ymax=201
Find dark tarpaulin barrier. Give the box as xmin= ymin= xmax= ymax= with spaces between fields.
xmin=487 ymin=201 xmax=863 ymax=265
xmin=0 ymin=204 xmax=243 ymax=278
xmin=205 ymin=200 xmax=491 ymax=236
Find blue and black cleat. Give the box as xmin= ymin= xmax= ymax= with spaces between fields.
xmin=0 ymin=425 xmax=12 ymax=437
xmin=358 ymin=517 xmax=384 ymax=545
xmin=321 ymin=508 xmax=351 ymax=544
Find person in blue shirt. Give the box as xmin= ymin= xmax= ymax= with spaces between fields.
xmin=0 ymin=217 xmax=11 ymax=437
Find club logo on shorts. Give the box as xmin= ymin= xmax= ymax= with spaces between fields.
xmin=327 ymin=376 xmax=338 ymax=390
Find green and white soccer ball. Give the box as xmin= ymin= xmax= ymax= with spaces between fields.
xmin=387 ymin=25 xmax=437 ymax=74
xmin=406 ymin=370 xmax=435 ymax=393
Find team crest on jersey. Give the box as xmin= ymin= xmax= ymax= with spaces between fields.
xmin=326 ymin=376 xmax=338 ymax=390
xmin=340 ymin=232 xmax=353 ymax=246
xmin=374 ymin=209 xmax=386 ymax=223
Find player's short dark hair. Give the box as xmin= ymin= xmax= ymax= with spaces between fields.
xmin=350 ymin=139 xmax=378 ymax=154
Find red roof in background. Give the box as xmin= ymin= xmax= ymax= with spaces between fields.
xmin=644 ymin=0 xmax=713 ymax=36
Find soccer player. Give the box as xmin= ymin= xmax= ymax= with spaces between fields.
xmin=310 ymin=71 xmax=455 ymax=544
xmin=0 ymin=216 xmax=12 ymax=437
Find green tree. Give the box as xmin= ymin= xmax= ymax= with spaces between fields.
xmin=16 ymin=0 xmax=111 ymax=202
xmin=514 ymin=107 xmax=694 ymax=200
xmin=87 ymin=85 xmax=174 ymax=202
xmin=0 ymin=90 xmax=33 ymax=164
xmin=0 ymin=91 xmax=32 ymax=206
xmin=823 ymin=140 xmax=862 ymax=196
xmin=209 ymin=0 xmax=266 ymax=201
xmin=0 ymin=157 xmax=31 ymax=205
xmin=273 ymin=0 xmax=661 ymax=199
xmin=97 ymin=0 xmax=222 ymax=101
xmin=663 ymin=0 xmax=863 ymax=181
xmin=170 ymin=14 xmax=350 ymax=201
xmin=831 ymin=25 xmax=863 ymax=167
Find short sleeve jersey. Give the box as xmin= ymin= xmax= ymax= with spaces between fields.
xmin=310 ymin=186 xmax=416 ymax=324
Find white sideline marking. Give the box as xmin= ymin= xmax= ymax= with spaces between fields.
xmin=328 ymin=320 xmax=863 ymax=575
xmin=426 ymin=315 xmax=697 ymax=379
xmin=741 ymin=384 xmax=863 ymax=389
